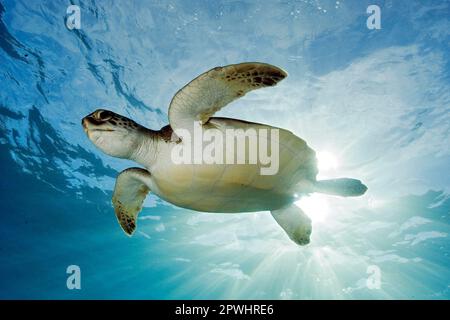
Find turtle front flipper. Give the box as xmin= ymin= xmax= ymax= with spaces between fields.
xmin=168 ymin=62 xmax=287 ymax=132
xmin=112 ymin=168 xmax=152 ymax=235
xmin=271 ymin=204 xmax=312 ymax=246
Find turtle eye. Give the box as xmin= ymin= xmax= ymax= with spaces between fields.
xmin=93 ymin=110 xmax=112 ymax=121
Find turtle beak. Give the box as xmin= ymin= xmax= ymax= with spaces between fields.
xmin=82 ymin=109 xmax=115 ymax=133
xmin=81 ymin=117 xmax=88 ymax=132
xmin=81 ymin=115 xmax=98 ymax=131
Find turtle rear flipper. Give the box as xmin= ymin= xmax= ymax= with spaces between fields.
xmin=271 ymin=204 xmax=312 ymax=246
xmin=314 ymin=178 xmax=367 ymax=197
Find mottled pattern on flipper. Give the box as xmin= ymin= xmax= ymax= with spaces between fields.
xmin=168 ymin=62 xmax=287 ymax=131
xmin=112 ymin=167 xmax=152 ymax=235
xmin=114 ymin=199 xmax=136 ymax=235
xmin=220 ymin=63 xmax=287 ymax=89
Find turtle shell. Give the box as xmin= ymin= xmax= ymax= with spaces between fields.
xmin=149 ymin=117 xmax=318 ymax=213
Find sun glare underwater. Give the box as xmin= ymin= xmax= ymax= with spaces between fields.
xmin=1 ymin=0 xmax=449 ymax=299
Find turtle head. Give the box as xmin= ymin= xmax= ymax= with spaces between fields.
xmin=82 ymin=109 xmax=145 ymax=159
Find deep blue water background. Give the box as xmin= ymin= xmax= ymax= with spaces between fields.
xmin=0 ymin=0 xmax=449 ymax=299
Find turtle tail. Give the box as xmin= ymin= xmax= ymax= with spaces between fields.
xmin=313 ymin=178 xmax=367 ymax=197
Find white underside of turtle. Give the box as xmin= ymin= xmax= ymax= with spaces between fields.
xmin=82 ymin=62 xmax=367 ymax=246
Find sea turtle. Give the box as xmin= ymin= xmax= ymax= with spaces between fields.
xmin=82 ymin=62 xmax=367 ymax=245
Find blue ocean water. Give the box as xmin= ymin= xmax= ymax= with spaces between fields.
xmin=0 ymin=0 xmax=449 ymax=299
